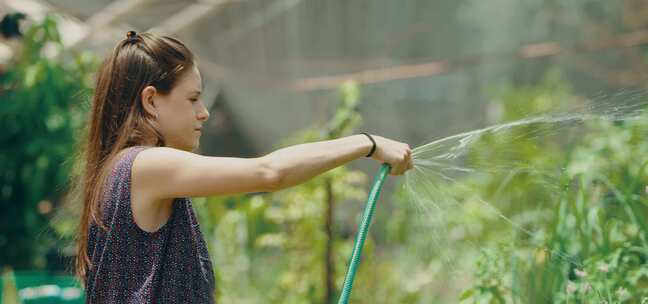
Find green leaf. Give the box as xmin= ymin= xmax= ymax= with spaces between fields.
xmin=459 ymin=289 xmax=475 ymax=301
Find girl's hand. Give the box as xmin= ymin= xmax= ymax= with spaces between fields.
xmin=369 ymin=135 xmax=413 ymax=176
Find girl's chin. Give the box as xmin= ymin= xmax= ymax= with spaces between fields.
xmin=191 ymin=140 xmax=200 ymax=151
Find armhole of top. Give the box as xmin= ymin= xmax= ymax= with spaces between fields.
xmin=100 ymin=146 xmax=147 ymax=212
xmin=127 ymin=146 xmax=175 ymax=235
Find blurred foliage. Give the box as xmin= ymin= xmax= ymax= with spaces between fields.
xmin=0 ymin=14 xmax=97 ymax=270
xmin=2 ymin=267 xmax=20 ymax=304
xmin=454 ymin=74 xmax=648 ymax=303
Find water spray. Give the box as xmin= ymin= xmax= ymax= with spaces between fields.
xmin=334 ymin=92 xmax=648 ymax=302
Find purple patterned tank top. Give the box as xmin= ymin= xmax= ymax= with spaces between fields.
xmin=85 ymin=146 xmax=216 ymax=303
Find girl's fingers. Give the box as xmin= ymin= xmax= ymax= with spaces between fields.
xmin=391 ymin=164 xmax=403 ymax=176
xmin=401 ymin=156 xmax=413 ymax=174
xmin=397 ymin=163 xmax=406 ymax=175
xmin=388 ymin=152 xmax=411 ymax=176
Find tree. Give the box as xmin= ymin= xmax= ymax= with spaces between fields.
xmin=0 ymin=14 xmax=96 ymax=270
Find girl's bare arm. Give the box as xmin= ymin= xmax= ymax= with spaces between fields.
xmin=132 ymin=134 xmax=411 ymax=200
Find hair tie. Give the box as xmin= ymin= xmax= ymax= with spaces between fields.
xmin=126 ymin=30 xmax=138 ymax=42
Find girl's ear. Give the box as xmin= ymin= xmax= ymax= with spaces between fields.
xmin=141 ymin=86 xmax=158 ymax=118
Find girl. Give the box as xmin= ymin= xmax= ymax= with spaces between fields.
xmin=73 ymin=31 xmax=413 ymax=303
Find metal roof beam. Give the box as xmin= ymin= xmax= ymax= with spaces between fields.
xmin=148 ymin=0 xmax=238 ymax=34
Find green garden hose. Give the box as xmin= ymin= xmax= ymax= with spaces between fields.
xmin=337 ymin=163 xmax=392 ymax=304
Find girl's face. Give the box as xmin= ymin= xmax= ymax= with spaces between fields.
xmin=146 ymin=65 xmax=210 ymax=152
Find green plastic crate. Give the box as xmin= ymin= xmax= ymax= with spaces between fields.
xmin=2 ymin=271 xmax=85 ymax=303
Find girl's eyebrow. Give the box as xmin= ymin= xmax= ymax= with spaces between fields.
xmin=189 ymin=90 xmax=202 ymax=96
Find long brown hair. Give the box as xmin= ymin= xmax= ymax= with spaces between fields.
xmin=71 ymin=32 xmax=195 ymax=285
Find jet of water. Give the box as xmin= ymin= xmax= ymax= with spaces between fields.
xmin=399 ymin=91 xmax=648 ymax=297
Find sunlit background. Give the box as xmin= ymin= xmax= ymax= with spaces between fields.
xmin=2 ymin=0 xmax=648 ymax=303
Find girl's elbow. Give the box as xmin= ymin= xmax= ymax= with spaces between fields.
xmin=257 ymin=157 xmax=283 ymax=192
xmin=264 ymin=171 xmax=283 ymax=192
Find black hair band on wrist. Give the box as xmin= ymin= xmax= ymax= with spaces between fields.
xmin=360 ymin=132 xmax=376 ymax=158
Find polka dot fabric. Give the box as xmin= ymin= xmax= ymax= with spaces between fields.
xmin=85 ymin=146 xmax=216 ymax=303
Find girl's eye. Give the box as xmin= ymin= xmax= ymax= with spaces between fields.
xmin=190 ymin=99 xmax=198 ymax=103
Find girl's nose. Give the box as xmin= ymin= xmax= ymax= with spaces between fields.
xmin=197 ymin=105 xmax=210 ymax=121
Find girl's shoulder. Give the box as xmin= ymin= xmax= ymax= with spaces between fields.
xmin=117 ymin=145 xmax=153 ymax=160
xmin=111 ymin=145 xmax=154 ymax=173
